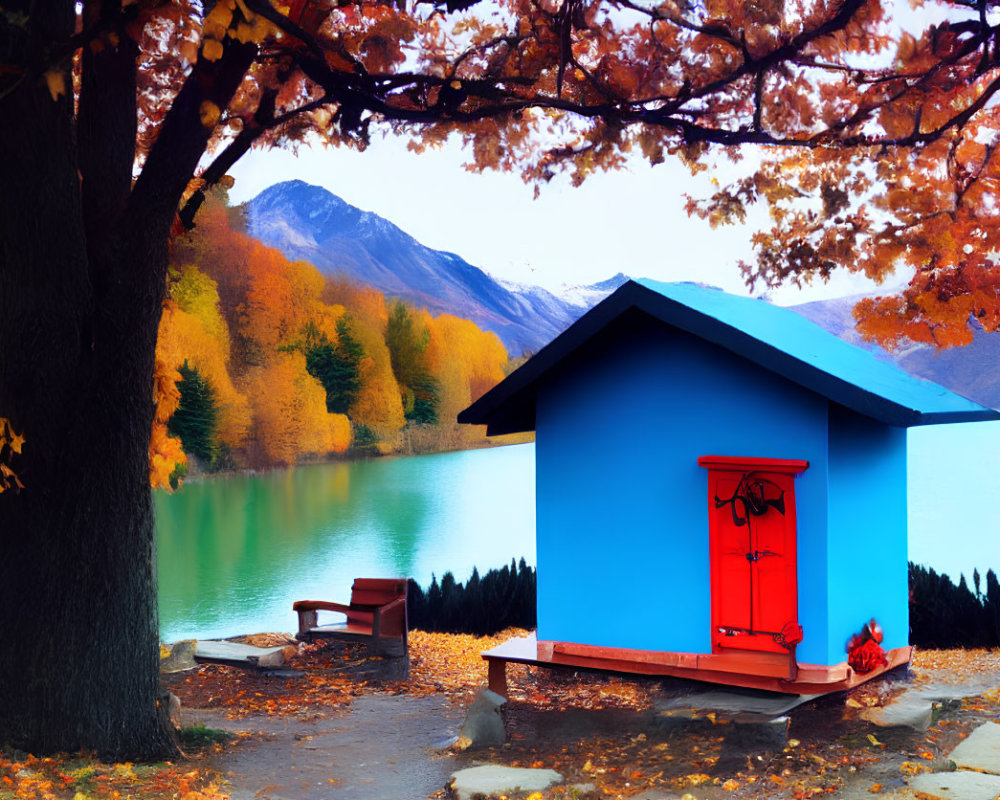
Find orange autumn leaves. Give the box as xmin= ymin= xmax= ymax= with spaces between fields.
xmin=0 ymin=417 xmax=25 ymax=495
xmin=150 ymin=194 xmax=510 ymax=487
xmin=0 ymin=752 xmax=228 ymax=800
xmin=242 ymin=351 xmax=347 ymax=466
xmin=170 ymin=628 xmax=655 ymax=719
xmin=150 ymin=358 xmax=187 ymax=490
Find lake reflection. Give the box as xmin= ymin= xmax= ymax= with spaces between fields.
xmin=156 ymin=443 xmax=535 ymax=641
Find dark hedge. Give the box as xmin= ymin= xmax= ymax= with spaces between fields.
xmin=407 ymin=558 xmax=535 ymax=636
xmin=909 ymin=562 xmax=1000 ymax=648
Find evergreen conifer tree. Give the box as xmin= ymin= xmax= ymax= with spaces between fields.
xmin=986 ymin=570 xmax=1000 ymax=644
xmin=304 ymin=318 xmax=364 ymax=415
xmin=426 ymin=574 xmax=443 ymax=632
xmin=909 ymin=562 xmax=1000 ymax=648
xmin=167 ymin=362 xmax=219 ymax=467
xmin=406 ymin=561 xmax=537 ymax=635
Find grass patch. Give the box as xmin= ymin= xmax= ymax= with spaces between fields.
xmin=179 ymin=723 xmax=234 ymax=751
xmin=64 ymin=763 xmax=98 ymax=793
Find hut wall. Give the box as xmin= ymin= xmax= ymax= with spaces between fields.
xmin=826 ymin=407 xmax=909 ymax=664
xmin=534 ymin=313 xmax=833 ymax=663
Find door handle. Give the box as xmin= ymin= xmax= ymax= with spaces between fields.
xmin=745 ymin=549 xmax=779 ymax=562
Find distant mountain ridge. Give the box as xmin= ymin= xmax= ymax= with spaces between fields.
xmin=244 ymin=181 xmax=999 ymax=409
xmin=792 ymin=295 xmax=1000 ymax=411
xmin=244 ymin=180 xmax=628 ymax=355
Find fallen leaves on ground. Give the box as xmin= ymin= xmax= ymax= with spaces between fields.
xmin=0 ymin=752 xmax=228 ymax=800
xmin=167 ymin=660 xmax=364 ymax=719
xmin=505 ymin=666 xmax=655 ymax=713
xmin=438 ymin=644 xmax=998 ymax=800
xmin=167 ymin=630 xmax=534 ymax=717
xmin=911 ymin=648 xmax=1000 ymax=677
xmin=21 ymin=637 xmax=997 ymax=800
xmin=238 ymin=633 xmax=296 ymax=649
xmin=899 ymin=760 xmax=931 ymax=776
xmin=165 ymin=634 xmax=1000 ymax=800
xmin=961 ymin=687 xmax=1000 ymax=715
xmin=407 ymin=629 xmax=654 ymax=710
xmin=406 ymin=629 xmax=528 ymax=703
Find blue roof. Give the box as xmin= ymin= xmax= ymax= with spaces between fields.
xmin=458 ymin=279 xmax=1000 ymax=434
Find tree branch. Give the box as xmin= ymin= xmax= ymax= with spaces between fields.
xmin=752 ymin=69 xmax=764 ymax=132
xmin=125 ymin=34 xmax=258 ymax=303
xmin=179 ymin=90 xmax=336 ymax=228
xmin=618 ymin=0 xmax=742 ymax=50
xmin=655 ymin=0 xmax=868 ymax=118
xmin=244 ymin=0 xmax=368 ymax=82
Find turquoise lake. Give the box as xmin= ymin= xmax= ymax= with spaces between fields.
xmin=155 ymin=443 xmax=535 ymax=641
xmin=156 ymin=429 xmax=999 ymax=642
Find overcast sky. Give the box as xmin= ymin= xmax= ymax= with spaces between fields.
xmin=227 ymin=135 xmax=905 ymax=305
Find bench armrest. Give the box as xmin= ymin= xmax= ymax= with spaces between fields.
xmin=293 ymin=600 xmax=352 ymax=614
xmin=293 ymin=600 xmax=352 ymax=636
xmin=371 ymin=596 xmax=407 ymax=640
xmin=293 ymin=595 xmax=408 ymax=646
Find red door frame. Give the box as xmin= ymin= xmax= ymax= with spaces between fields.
xmin=698 ymin=456 xmax=809 ymax=655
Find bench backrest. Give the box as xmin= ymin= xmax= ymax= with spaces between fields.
xmin=351 ymin=578 xmax=407 ymax=607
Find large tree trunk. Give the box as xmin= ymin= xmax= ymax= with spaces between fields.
xmin=0 ymin=1 xmax=258 ymax=756
xmin=0 ymin=9 xmax=175 ymax=759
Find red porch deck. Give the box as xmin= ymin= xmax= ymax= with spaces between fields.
xmin=482 ymin=633 xmax=913 ymax=697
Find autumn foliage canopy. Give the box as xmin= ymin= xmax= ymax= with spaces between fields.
xmin=104 ymin=0 xmax=1000 ymax=354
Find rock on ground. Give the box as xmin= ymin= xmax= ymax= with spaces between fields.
xmin=859 ymin=694 xmax=935 ymax=731
xmin=947 ymin=720 xmax=1000 ymax=774
xmin=908 ymin=769 xmax=1000 ymax=800
xmin=160 ymin=640 xmax=198 ymax=673
xmin=449 ymin=765 xmax=563 ymax=800
xmin=455 ymin=688 xmax=506 ymax=750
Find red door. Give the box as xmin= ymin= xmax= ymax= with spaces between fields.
xmin=699 ymin=456 xmax=808 ymax=655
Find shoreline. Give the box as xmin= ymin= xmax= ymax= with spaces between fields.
xmin=170 ymin=435 xmax=533 ymax=486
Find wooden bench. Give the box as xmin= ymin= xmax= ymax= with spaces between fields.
xmin=293 ymin=578 xmax=408 ymax=658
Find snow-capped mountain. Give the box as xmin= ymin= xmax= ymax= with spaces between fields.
xmin=244 ymin=180 xmax=622 ymax=355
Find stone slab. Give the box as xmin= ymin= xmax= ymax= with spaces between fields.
xmin=455 ymin=688 xmax=507 ymax=750
xmin=449 ymin=765 xmax=563 ymax=800
xmin=860 ymin=695 xmax=935 ymax=731
xmin=948 ymin=722 xmax=1000 ymax=776
xmin=194 ymin=640 xmax=289 ymax=667
xmin=657 ymin=688 xmax=810 ymax=719
xmin=856 ymin=679 xmax=1000 ymax=734
xmin=908 ymin=769 xmax=1000 ymax=800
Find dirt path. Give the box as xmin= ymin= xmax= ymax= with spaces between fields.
xmin=185 ymin=695 xmax=466 ymax=800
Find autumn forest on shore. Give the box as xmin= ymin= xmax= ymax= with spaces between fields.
xmin=150 ymin=191 xmax=529 ymax=489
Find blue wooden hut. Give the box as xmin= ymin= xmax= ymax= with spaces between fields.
xmin=459 ymin=279 xmax=1000 ymax=694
